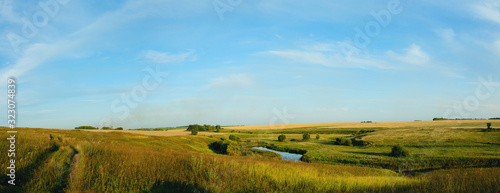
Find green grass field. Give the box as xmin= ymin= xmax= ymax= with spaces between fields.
xmin=1 ymin=120 xmax=499 ymax=192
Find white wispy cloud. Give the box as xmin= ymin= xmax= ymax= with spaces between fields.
xmin=263 ymin=42 xmax=390 ymax=69
xmin=0 ymin=40 xmax=81 ymax=81
xmin=436 ymin=28 xmax=456 ymax=43
xmin=143 ymin=50 xmax=196 ymax=64
xmin=474 ymin=0 xmax=500 ymax=24
xmin=262 ymin=42 xmax=466 ymax=78
xmin=386 ymin=44 xmax=430 ymax=65
xmin=210 ymin=73 xmax=255 ymax=89
xmin=1 ymin=0 xmax=208 ymax=80
xmin=264 ymin=42 xmax=434 ymax=69
xmin=494 ymin=39 xmax=500 ymax=55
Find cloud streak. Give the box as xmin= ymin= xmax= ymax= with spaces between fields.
xmin=210 ymin=73 xmax=255 ymax=89
xmin=474 ymin=0 xmax=500 ymax=24
xmin=143 ymin=50 xmax=196 ymax=64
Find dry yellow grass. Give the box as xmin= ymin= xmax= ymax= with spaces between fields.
xmin=225 ymin=120 xmax=500 ymax=130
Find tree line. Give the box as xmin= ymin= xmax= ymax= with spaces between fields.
xmin=187 ymin=124 xmax=222 ymax=133
xmin=75 ymin=126 xmax=123 ymax=130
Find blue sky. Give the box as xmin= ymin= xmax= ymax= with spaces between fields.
xmin=1 ymin=0 xmax=499 ymax=129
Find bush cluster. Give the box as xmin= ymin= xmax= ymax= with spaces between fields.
xmin=209 ymin=139 xmax=240 ymax=156
xmin=278 ymin=135 xmax=286 ymax=142
xmin=390 ymin=144 xmax=409 ymax=158
xmin=334 ymin=137 xmax=352 ymax=146
xmin=302 ymin=133 xmax=311 ymax=141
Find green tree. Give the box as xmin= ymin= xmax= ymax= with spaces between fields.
xmin=487 ymin=122 xmax=492 ymax=130
xmin=278 ymin=134 xmax=286 ymax=142
xmin=315 ymin=134 xmax=320 ymax=140
xmin=302 ymin=133 xmax=311 ymax=141
xmin=390 ymin=144 xmax=409 ymax=158
xmin=116 ymin=127 xmax=123 ymax=130
xmin=191 ymin=129 xmax=198 ymax=135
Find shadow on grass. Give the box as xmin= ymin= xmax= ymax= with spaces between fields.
xmin=0 ymin=139 xmax=59 ymax=189
xmin=146 ymin=181 xmax=209 ymax=193
xmin=342 ymin=151 xmax=390 ymax=157
xmin=315 ymin=141 xmax=337 ymax=145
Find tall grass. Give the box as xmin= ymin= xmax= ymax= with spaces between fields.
xmin=1 ymin=127 xmax=499 ymax=192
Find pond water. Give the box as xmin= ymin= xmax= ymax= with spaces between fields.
xmin=252 ymin=147 xmax=303 ymax=162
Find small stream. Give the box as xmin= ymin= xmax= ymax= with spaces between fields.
xmin=252 ymin=147 xmax=303 ymax=162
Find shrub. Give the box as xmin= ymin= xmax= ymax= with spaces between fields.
xmin=191 ymin=129 xmax=198 ymax=135
xmin=335 ymin=138 xmax=345 ymax=145
xmin=278 ymin=135 xmax=286 ymax=142
xmin=101 ymin=126 xmax=113 ymax=130
xmin=74 ymin=126 xmax=98 ymax=130
xmin=116 ymin=127 xmax=123 ymax=130
xmin=315 ymin=134 xmax=320 ymax=140
xmin=225 ymin=140 xmax=241 ymax=156
xmin=335 ymin=138 xmax=353 ymax=146
xmin=390 ymin=145 xmax=409 ymax=158
xmin=345 ymin=138 xmax=352 ymax=146
xmin=487 ymin=123 xmax=492 ymax=129
xmin=209 ymin=139 xmax=240 ymax=155
xmin=302 ymin=133 xmax=311 ymax=141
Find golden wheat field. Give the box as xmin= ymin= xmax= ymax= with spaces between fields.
xmin=222 ymin=120 xmax=500 ymax=130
